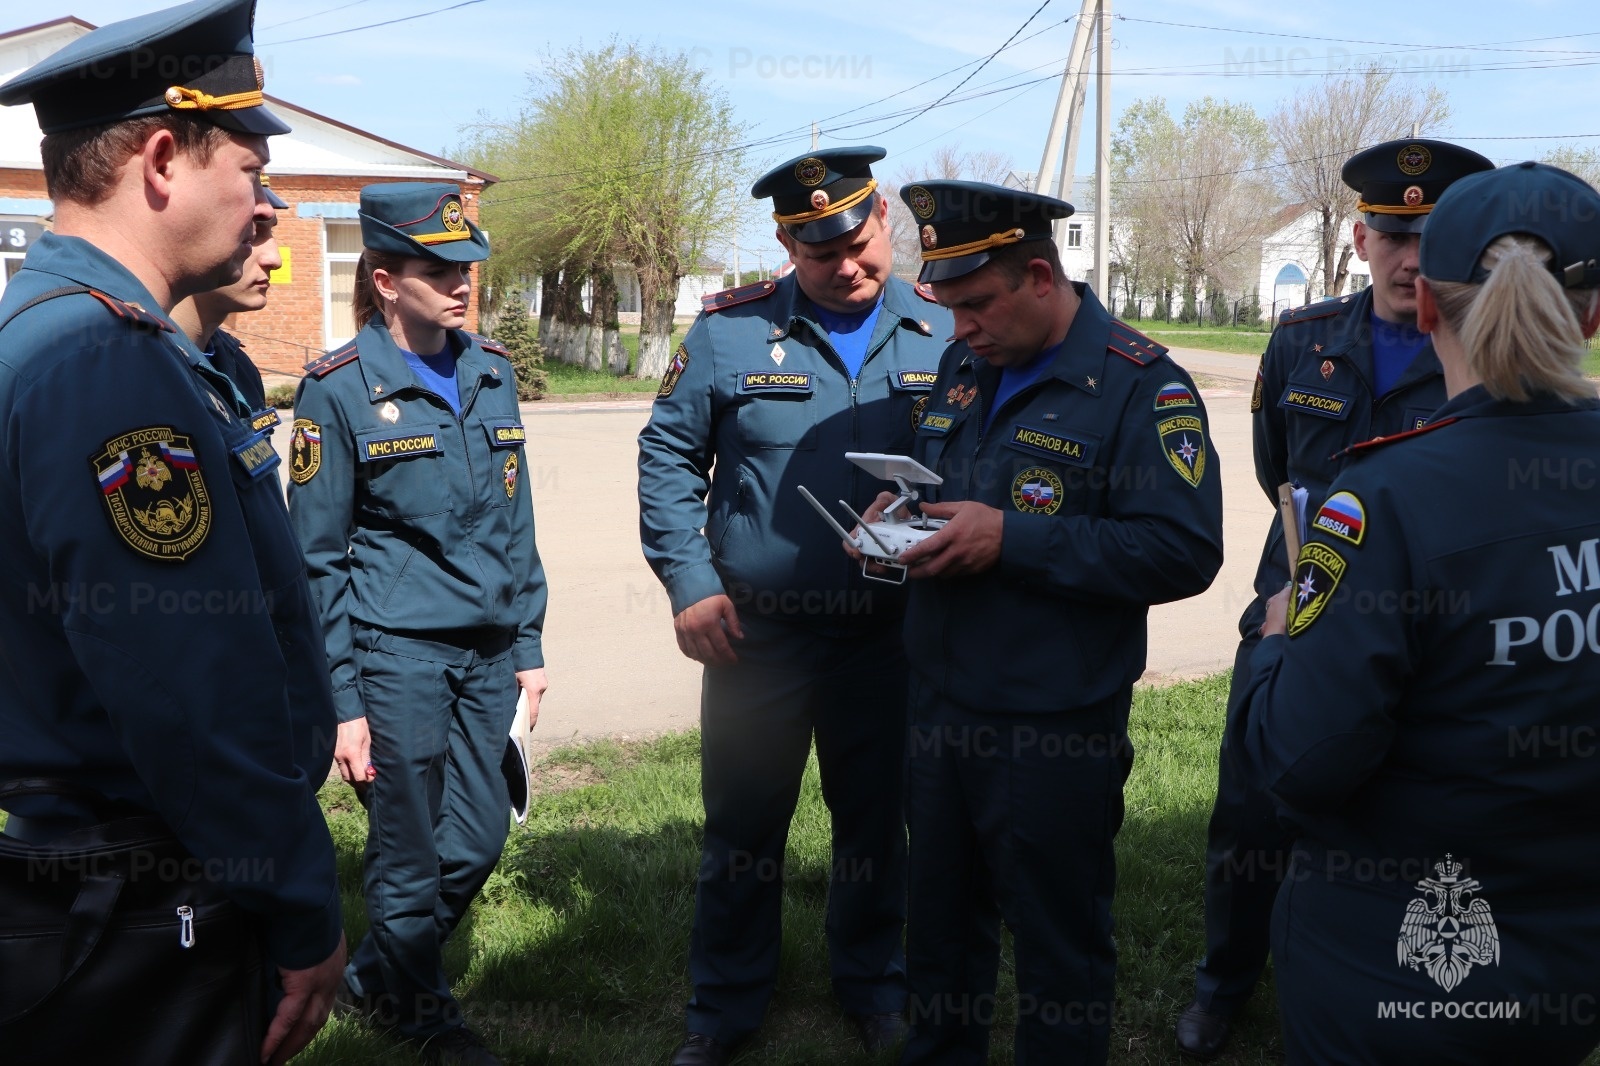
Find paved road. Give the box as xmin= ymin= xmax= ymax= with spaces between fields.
xmin=272 ymin=344 xmax=1273 ymax=753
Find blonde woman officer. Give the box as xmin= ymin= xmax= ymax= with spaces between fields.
xmin=1235 ymin=161 xmax=1600 ymax=1063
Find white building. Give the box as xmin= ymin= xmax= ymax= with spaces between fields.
xmin=1257 ymin=205 xmax=1371 ymax=322
xmin=1003 ymin=171 xmax=1101 ymax=284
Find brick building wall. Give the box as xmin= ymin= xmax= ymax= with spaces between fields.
xmin=0 ymin=168 xmax=487 ymax=380
xmin=0 ymin=168 xmax=45 ymax=200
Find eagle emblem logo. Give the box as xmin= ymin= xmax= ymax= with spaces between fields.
xmin=1397 ymin=855 xmax=1500 ymax=993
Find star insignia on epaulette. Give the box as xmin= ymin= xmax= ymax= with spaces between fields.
xmin=373 ymin=385 xmax=384 ymax=395
xmin=1312 ymin=343 xmax=1324 ymax=353
xmin=1086 ymin=376 xmax=1098 ymax=388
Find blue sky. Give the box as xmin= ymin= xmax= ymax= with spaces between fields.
xmin=17 ymin=0 xmax=1600 ymax=266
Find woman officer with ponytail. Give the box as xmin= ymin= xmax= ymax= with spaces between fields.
xmin=1234 ymin=161 xmax=1600 ymax=1064
xmin=287 ymin=182 xmax=547 ymax=1065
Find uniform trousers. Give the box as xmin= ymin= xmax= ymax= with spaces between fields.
xmin=1194 ymin=590 xmax=1298 ymax=1015
xmin=686 ymin=618 xmax=908 ymax=1042
xmin=343 ymin=626 xmax=518 ymax=1038
xmin=902 ymin=676 xmax=1133 ymax=1066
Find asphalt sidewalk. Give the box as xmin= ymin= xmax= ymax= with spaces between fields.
xmin=273 ymin=345 xmax=1271 ymax=754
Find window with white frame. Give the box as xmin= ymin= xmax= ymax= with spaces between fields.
xmin=324 ymin=221 xmax=363 ymax=348
xmin=1066 ymin=222 xmax=1083 ymax=248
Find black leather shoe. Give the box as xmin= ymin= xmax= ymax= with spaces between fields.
xmin=849 ymin=1011 xmax=908 ymax=1053
xmin=671 ymin=1032 xmax=737 ymax=1066
xmin=1175 ymin=1000 xmax=1232 ymax=1060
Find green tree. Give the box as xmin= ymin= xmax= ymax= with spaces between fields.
xmin=489 ymin=290 xmax=548 ymax=400
xmin=466 ymin=41 xmax=752 ymax=380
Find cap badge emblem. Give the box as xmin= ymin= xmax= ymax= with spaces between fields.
xmin=908 ymin=185 xmax=937 ymax=220
xmin=1397 ymin=144 xmax=1432 ymax=176
xmin=795 ymin=157 xmax=828 ymax=187
xmin=920 ymin=225 xmax=938 ymax=249
xmin=810 ymin=189 xmax=830 ymax=210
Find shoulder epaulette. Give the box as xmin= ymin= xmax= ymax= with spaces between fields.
xmin=702 ymin=279 xmax=776 ymax=313
xmin=303 ymin=341 xmax=359 ymax=378
xmin=1277 ymin=298 xmax=1350 ymax=327
xmin=914 ymin=282 xmax=938 ymax=303
xmin=83 ymin=289 xmax=173 ymax=332
xmin=466 ymin=331 xmax=508 ymax=357
xmin=1106 ymin=321 xmax=1167 ymax=366
xmin=1337 ymin=417 xmax=1460 ymax=460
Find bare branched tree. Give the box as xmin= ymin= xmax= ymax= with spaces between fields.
xmin=1270 ymin=66 xmax=1449 ymax=298
xmin=1542 ymin=146 xmax=1600 ymax=190
xmin=882 ymin=146 xmax=1016 ymax=280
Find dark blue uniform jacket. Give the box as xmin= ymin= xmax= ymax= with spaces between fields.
xmin=907 ymin=284 xmax=1225 ymax=712
xmin=1250 ymin=288 xmax=1448 ymax=594
xmin=638 ymin=274 xmax=951 ymax=628
xmin=1238 ymin=385 xmax=1600 ymax=911
xmin=287 ymin=318 xmax=547 ymax=724
xmin=0 ymin=233 xmax=341 ymax=969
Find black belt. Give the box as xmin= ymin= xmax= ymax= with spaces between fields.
xmin=355 ymin=624 xmax=515 ymax=660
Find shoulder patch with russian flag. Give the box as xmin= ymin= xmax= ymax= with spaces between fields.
xmin=1154 ymin=381 xmax=1197 ymax=410
xmin=1313 ymin=491 xmax=1366 ymax=547
xmin=91 ymin=426 xmax=212 ymax=561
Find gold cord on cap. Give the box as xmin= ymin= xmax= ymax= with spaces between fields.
xmin=411 ymin=229 xmax=473 ymax=246
xmin=772 ymin=180 xmax=878 ymax=225
xmin=1356 ymin=199 xmax=1431 ymax=217
xmin=163 ymin=84 xmax=265 ymax=112
xmin=920 ymin=228 xmax=1029 ymax=262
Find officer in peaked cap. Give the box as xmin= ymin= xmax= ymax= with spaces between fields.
xmin=884 ymin=180 xmax=1222 ymax=1064
xmin=1177 ymin=137 xmax=1494 ymax=1060
xmin=287 ymin=179 xmax=545 ymax=1065
xmin=1229 ymin=160 xmax=1600 ymax=1063
xmin=0 ymin=1 xmax=343 ymax=1063
xmin=639 ymin=146 xmax=953 ymax=1065
xmin=0 ymin=0 xmax=289 ymax=135
xmin=258 ymin=171 xmax=289 ymax=209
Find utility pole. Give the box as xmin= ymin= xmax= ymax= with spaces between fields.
xmin=732 ymin=240 xmax=740 ymax=286
xmin=1094 ymin=0 xmax=1111 ymax=298
xmin=811 ymin=121 xmax=819 ymax=150
xmin=1035 ymin=0 xmax=1113 ymax=295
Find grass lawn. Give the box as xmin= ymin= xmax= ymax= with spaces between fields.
xmin=531 ymin=322 xmax=686 ymax=397
xmin=1137 ymin=331 xmax=1271 ymax=359
xmin=296 ymin=672 xmax=1294 ymax=1065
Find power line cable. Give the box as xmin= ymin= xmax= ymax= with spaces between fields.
xmin=1115 ymin=16 xmax=1600 ymax=56
xmin=259 ymin=0 xmax=378 ymax=32
xmin=261 ymin=0 xmax=485 ymax=45
xmin=862 ymin=0 xmax=1056 ymax=137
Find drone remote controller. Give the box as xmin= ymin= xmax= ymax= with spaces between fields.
xmin=798 ymin=452 xmax=947 ymax=585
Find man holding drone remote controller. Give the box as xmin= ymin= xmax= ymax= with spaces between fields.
xmin=860 ymin=179 xmax=1224 ymax=1065
xmin=637 ymin=146 xmax=953 ymax=1064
